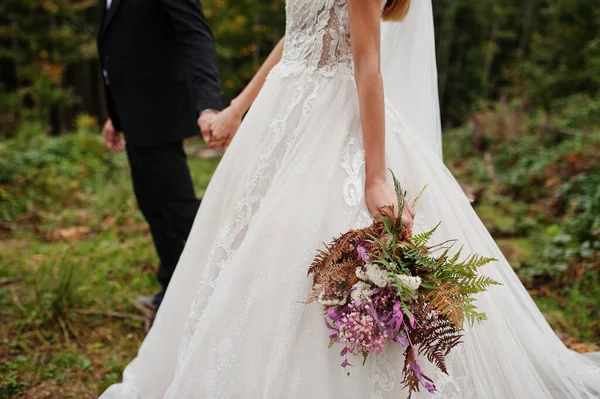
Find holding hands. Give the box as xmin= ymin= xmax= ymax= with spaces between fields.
xmin=198 ymin=37 xmax=285 ymax=150
xmin=197 ymin=104 xmax=243 ymax=150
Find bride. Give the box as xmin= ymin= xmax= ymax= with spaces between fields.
xmin=101 ymin=0 xmax=600 ymax=397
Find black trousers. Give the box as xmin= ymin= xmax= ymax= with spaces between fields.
xmin=126 ymin=141 xmax=200 ymax=293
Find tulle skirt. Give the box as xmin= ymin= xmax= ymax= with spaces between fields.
xmin=101 ymin=65 xmax=600 ymax=399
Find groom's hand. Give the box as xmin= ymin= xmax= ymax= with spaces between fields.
xmin=102 ymin=119 xmax=125 ymax=152
xmin=208 ymin=105 xmax=243 ymax=150
xmin=198 ymin=110 xmax=218 ymax=144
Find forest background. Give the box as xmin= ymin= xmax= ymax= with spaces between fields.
xmin=0 ymin=0 xmax=599 ymax=397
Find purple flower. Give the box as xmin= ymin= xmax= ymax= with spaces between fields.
xmin=392 ymin=301 xmax=404 ymax=332
xmin=410 ymin=360 xmax=437 ymax=393
xmin=356 ymin=241 xmax=371 ymax=262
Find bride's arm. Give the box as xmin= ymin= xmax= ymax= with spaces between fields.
xmin=231 ymin=37 xmax=285 ymax=116
xmin=347 ymin=0 xmax=413 ymax=227
xmin=208 ymin=37 xmax=285 ymax=148
xmin=348 ymin=0 xmax=386 ymax=187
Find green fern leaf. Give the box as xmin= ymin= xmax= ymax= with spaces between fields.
xmin=390 ymin=170 xmax=405 ymax=220
xmin=412 ymin=222 xmax=441 ymax=247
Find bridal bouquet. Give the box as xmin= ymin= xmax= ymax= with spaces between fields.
xmin=308 ymin=174 xmax=499 ymax=398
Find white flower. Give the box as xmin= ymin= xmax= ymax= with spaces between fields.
xmin=355 ymin=266 xmax=368 ymax=281
xmin=318 ymin=290 xmax=348 ymax=306
xmin=396 ymin=274 xmax=422 ymax=292
xmin=350 ymin=281 xmax=373 ymax=301
xmin=361 ymin=263 xmax=391 ymax=288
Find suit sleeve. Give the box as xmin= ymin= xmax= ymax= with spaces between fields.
xmin=160 ymin=0 xmax=224 ymax=113
xmin=105 ymin=84 xmax=123 ymax=132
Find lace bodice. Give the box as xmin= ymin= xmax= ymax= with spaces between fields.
xmin=282 ymin=0 xmax=385 ymax=76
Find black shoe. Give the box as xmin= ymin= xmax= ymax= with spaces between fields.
xmin=132 ymin=294 xmax=161 ymax=332
xmin=133 ymin=291 xmax=164 ymax=310
xmin=133 ymin=295 xmax=158 ymax=312
xmin=152 ymin=291 xmax=165 ymax=307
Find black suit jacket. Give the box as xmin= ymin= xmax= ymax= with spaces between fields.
xmin=97 ymin=0 xmax=223 ymax=146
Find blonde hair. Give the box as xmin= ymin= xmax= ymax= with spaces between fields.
xmin=382 ymin=0 xmax=410 ymax=21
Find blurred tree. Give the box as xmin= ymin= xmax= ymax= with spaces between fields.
xmin=0 ymin=0 xmax=598 ymax=134
xmin=0 ymin=0 xmax=98 ymax=134
xmin=513 ymin=0 xmax=600 ymax=107
xmin=205 ymin=0 xmax=285 ymax=103
xmin=433 ymin=0 xmax=600 ymax=124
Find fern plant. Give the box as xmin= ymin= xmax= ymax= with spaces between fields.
xmin=308 ymin=172 xmax=500 ymax=399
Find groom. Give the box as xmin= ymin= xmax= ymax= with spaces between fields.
xmin=97 ymin=0 xmax=223 ymax=308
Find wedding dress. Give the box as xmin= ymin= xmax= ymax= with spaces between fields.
xmin=101 ymin=0 xmax=600 ymax=397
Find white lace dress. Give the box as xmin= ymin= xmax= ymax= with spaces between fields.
xmin=100 ymin=0 xmax=600 ymax=398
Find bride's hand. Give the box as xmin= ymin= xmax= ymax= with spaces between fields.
xmin=208 ymin=105 xmax=243 ymax=149
xmin=365 ymin=179 xmax=415 ymax=231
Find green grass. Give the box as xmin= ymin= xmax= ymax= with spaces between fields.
xmin=442 ymin=98 xmax=600 ymax=350
xmin=0 ymin=128 xmax=220 ymax=397
xmin=1 ymin=116 xmax=598 ymax=397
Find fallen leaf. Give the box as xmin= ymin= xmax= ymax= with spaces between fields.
xmin=555 ymin=331 xmax=599 ymax=354
xmin=46 ymin=226 xmax=92 ymax=242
